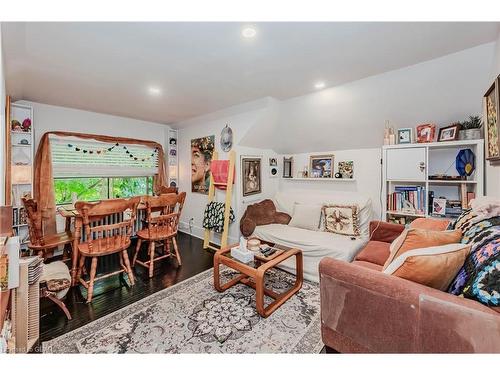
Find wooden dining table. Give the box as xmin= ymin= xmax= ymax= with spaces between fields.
xmin=57 ymin=201 xmax=147 ymax=286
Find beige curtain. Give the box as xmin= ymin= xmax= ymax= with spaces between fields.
xmin=34 ymin=131 xmax=167 ymax=235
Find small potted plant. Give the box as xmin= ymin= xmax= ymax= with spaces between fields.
xmin=459 ymin=115 xmax=482 ymax=140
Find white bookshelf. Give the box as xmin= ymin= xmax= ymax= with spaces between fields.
xmin=9 ymin=103 xmax=34 ymax=250
xmin=281 ymin=177 xmax=356 ymax=182
xmin=167 ymin=129 xmax=178 ymax=188
xmin=382 ymin=139 xmax=484 ymax=224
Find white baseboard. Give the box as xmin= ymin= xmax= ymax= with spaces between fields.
xmin=178 ymin=221 xmax=239 ymax=246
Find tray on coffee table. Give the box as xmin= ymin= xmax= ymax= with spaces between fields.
xmin=213 ymin=243 xmax=303 ymax=318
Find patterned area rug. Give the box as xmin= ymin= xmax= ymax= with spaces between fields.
xmin=43 ymin=266 xmax=322 ymax=353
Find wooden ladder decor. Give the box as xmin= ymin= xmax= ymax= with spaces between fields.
xmin=203 ymin=150 xmax=235 ymax=251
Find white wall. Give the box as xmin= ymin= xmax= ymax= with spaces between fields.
xmin=279 ymin=148 xmax=382 ymax=219
xmin=17 ymin=101 xmax=170 ymax=151
xmin=177 ymin=99 xmax=279 ymax=244
xmin=239 ymin=43 xmax=496 ymax=154
xmin=0 ymin=25 xmax=6 ymax=205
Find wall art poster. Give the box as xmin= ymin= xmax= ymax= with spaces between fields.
xmin=191 ymin=135 xmax=215 ymax=194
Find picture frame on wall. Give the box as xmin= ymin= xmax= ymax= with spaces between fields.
xmin=283 ymin=157 xmax=293 ymax=178
xmin=484 ymin=75 xmax=500 ymax=161
xmin=309 ymin=154 xmax=334 ymax=178
xmin=397 ymin=128 xmax=412 ymax=144
xmin=416 ymin=124 xmax=436 ymax=143
xmin=438 ymin=124 xmax=460 ymax=142
xmin=242 ymin=157 xmax=262 ymax=196
xmin=191 ymin=135 xmax=215 ymax=194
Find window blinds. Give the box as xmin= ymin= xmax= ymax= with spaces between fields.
xmin=50 ymin=135 xmax=159 ymax=178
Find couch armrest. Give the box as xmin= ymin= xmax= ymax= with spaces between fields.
xmin=319 ymin=257 xmax=500 ymax=353
xmin=369 ymin=221 xmax=404 ymax=243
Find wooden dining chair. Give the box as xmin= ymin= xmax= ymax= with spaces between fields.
xmin=133 ymin=192 xmax=186 ymax=278
xmin=75 ymin=197 xmax=140 ymax=303
xmin=157 ymin=185 xmax=178 ymax=195
xmin=22 ymin=197 xmax=74 ymax=260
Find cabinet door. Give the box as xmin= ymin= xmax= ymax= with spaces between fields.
xmin=386 ymin=147 xmax=426 ymax=181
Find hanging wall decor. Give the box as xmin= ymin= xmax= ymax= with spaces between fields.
xmin=242 ymin=157 xmax=262 ymax=196
xmin=66 ymin=142 xmax=158 ymax=162
xmin=191 ymin=135 xmax=215 ymax=194
xmin=484 ymin=75 xmax=500 ymax=161
xmin=220 ymin=124 xmax=233 ymax=152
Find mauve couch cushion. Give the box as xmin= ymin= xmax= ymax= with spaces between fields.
xmin=353 ymin=260 xmax=384 ymax=271
xmin=354 ymin=241 xmax=391 ymax=266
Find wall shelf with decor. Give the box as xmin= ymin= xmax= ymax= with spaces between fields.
xmin=281 ymin=177 xmax=356 ymax=182
xmin=167 ymin=129 xmax=178 ymax=188
xmin=382 ymin=139 xmax=484 ymax=225
xmin=6 ymin=100 xmax=34 ymax=250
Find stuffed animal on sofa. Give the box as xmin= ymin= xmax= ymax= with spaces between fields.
xmin=240 ymin=199 xmax=291 ymax=237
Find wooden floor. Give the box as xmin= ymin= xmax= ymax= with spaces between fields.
xmin=39 ymin=231 xmax=214 ymax=344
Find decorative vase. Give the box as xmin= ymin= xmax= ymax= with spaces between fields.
xmin=459 ymin=129 xmax=481 ymax=140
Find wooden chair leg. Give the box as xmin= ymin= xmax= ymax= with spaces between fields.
xmin=132 ymin=239 xmax=142 ymax=266
xmin=46 ymin=294 xmax=72 ymax=320
xmin=86 ymin=257 xmax=98 ymax=303
xmin=172 ymin=237 xmax=182 ymax=266
xmin=77 ymin=255 xmax=86 ymax=281
xmin=164 ymin=239 xmax=171 ymax=255
xmin=122 ymin=249 xmax=135 ymax=285
xmin=148 ymin=241 xmax=155 ymax=278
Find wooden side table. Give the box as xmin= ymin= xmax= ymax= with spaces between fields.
xmin=213 ymin=244 xmax=303 ymax=318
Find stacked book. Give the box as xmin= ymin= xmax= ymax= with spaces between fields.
xmin=445 ymin=200 xmax=463 ymax=218
xmin=387 ymin=186 xmax=425 ymax=214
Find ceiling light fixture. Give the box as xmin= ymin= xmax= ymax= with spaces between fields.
xmin=241 ymin=27 xmax=257 ymax=38
xmin=148 ymin=86 xmax=162 ymax=96
xmin=314 ymin=81 xmax=326 ymax=90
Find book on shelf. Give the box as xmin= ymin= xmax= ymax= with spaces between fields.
xmin=387 ymin=186 xmax=425 ymax=214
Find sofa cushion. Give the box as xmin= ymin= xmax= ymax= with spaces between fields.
xmin=354 ymin=240 xmax=391 ymax=266
xmin=253 ymin=223 xmax=367 ymax=282
xmin=383 ymin=228 xmax=462 ymax=269
xmin=288 ymin=203 xmax=322 ymax=231
xmin=273 ymin=190 xmax=372 ymax=238
xmin=463 ymin=253 xmax=500 ymax=306
xmin=409 ymin=217 xmax=450 ymax=231
xmin=383 ymin=243 xmax=471 ymax=291
xmin=353 ymin=260 xmax=384 ymax=271
xmin=322 ymin=204 xmax=360 ymax=237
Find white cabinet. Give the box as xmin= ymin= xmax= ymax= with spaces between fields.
xmin=386 ymin=147 xmax=426 ymax=181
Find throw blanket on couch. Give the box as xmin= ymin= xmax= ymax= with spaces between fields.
xmin=203 ymin=202 xmax=235 ymax=233
xmin=448 ymin=207 xmax=500 ymax=307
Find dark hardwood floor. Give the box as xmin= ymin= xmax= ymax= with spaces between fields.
xmin=39 ymin=232 xmax=214 ymax=344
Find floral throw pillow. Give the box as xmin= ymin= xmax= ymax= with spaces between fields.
xmin=322 ymin=204 xmax=360 ymax=236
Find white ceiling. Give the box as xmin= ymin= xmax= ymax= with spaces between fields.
xmin=2 ymin=22 xmax=499 ymax=126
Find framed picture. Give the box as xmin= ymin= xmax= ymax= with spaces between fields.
xmin=269 ymin=157 xmax=277 ymax=166
xmin=191 ymin=135 xmax=215 ymax=194
xmin=438 ymin=124 xmax=460 ymax=142
xmin=432 ymin=198 xmax=447 ymax=216
xmin=397 ymin=128 xmax=412 ymax=144
xmin=416 ymin=124 xmax=436 ymax=143
xmin=283 ymin=157 xmax=293 ymax=178
xmin=309 ymin=155 xmax=334 ymax=178
xmin=242 ymin=157 xmax=262 ymax=196
xmin=484 ymin=75 xmax=500 ymax=161
xmin=337 ymin=160 xmax=354 ymax=179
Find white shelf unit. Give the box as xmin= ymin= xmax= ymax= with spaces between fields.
xmin=9 ymin=103 xmax=34 ymax=249
xmin=167 ymin=129 xmax=178 ymax=188
xmin=382 ymin=139 xmax=484 ymax=224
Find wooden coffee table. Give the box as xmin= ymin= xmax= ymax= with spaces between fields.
xmin=213 ymin=243 xmax=303 ymax=318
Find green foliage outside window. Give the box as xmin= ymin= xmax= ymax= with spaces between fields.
xmin=54 ymin=176 xmax=153 ymax=204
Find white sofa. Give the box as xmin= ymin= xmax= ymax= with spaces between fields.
xmin=252 ymin=190 xmax=373 ymax=282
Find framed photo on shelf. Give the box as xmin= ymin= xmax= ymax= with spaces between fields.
xmin=416 ymin=124 xmax=436 ymax=143
xmin=438 ymin=124 xmax=460 ymax=142
xmin=309 ymin=155 xmax=334 ymax=178
xmin=432 ymin=198 xmax=447 ymax=216
xmin=397 ymin=128 xmax=412 ymax=144
xmin=484 ymin=75 xmax=500 ymax=161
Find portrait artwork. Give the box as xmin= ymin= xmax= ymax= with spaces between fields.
xmin=191 ymin=135 xmax=215 ymax=194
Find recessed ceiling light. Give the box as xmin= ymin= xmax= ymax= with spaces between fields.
xmin=241 ymin=27 xmax=257 ymax=38
xmin=148 ymin=86 xmax=162 ymax=96
xmin=314 ymin=81 xmax=326 ymax=90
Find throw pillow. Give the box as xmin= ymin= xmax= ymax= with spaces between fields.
xmin=322 ymin=204 xmax=360 ymax=236
xmin=462 ymin=252 xmax=500 ymax=306
xmin=288 ymin=203 xmax=322 ymax=231
xmin=383 ymin=228 xmax=462 ymax=269
xmin=383 ymin=243 xmax=471 ymax=291
xmin=409 ymin=217 xmax=450 ymax=231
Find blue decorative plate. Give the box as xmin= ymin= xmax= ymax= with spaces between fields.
xmin=456 ymin=148 xmax=475 ymax=177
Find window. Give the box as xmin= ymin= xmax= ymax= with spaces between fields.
xmin=50 ymin=135 xmax=158 ymax=204
xmin=54 ymin=176 xmax=153 ymax=205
